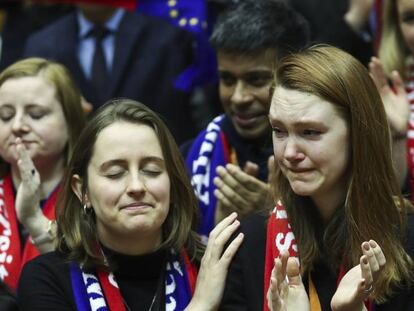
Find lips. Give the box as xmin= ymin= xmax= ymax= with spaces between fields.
xmin=233 ymin=113 xmax=265 ymax=127
xmin=287 ymin=168 xmax=313 ymax=173
xmin=10 ymin=140 xmax=35 ymax=146
xmin=121 ymin=202 xmax=153 ymax=211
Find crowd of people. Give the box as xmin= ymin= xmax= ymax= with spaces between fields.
xmin=0 ymin=0 xmax=413 ymax=310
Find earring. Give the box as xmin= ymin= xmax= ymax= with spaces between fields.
xmin=83 ymin=204 xmax=92 ymax=216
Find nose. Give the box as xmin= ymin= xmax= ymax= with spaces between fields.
xmin=231 ymin=81 xmax=253 ymax=105
xmin=126 ymin=171 xmax=146 ymax=196
xmin=11 ymin=112 xmax=30 ymax=135
xmin=283 ymin=137 xmax=305 ymax=163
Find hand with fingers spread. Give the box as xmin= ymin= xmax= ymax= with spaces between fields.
xmin=369 ymin=57 xmax=410 ymax=137
xmin=186 ymin=212 xmax=244 ymax=311
xmin=214 ymin=157 xmax=273 ymax=223
xmin=331 ymin=240 xmax=386 ymax=311
xmin=14 ymin=138 xmax=42 ymax=225
xmin=267 ymin=251 xmax=309 ymax=311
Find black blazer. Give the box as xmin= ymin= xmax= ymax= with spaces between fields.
xmin=24 ymin=11 xmax=197 ymax=144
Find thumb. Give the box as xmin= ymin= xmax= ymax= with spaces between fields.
xmin=243 ymin=161 xmax=259 ymax=176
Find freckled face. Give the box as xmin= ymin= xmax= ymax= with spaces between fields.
xmin=85 ymin=121 xmax=171 ymax=249
xmin=269 ymin=87 xmax=350 ymax=201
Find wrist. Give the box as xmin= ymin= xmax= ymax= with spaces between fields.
xmin=29 ymin=219 xmax=56 ymax=247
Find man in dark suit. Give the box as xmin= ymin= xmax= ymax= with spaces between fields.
xmin=24 ymin=4 xmax=196 ymax=144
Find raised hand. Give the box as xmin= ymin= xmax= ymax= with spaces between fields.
xmin=214 ymin=156 xmax=274 ymax=223
xmin=267 ymin=251 xmax=310 ymax=311
xmin=14 ymin=138 xmax=42 ymax=224
xmin=369 ymin=57 xmax=410 ymax=137
xmin=345 ymin=0 xmax=374 ymax=32
xmin=331 ymin=240 xmax=386 ymax=311
xmin=186 ymin=212 xmax=244 ymax=311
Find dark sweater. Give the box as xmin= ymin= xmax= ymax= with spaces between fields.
xmin=17 ymin=248 xmax=167 ymax=310
xmin=220 ymin=213 xmax=414 ymax=311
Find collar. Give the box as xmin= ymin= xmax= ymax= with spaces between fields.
xmin=77 ymin=8 xmax=125 ymax=39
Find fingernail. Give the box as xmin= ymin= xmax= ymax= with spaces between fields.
xmin=369 ymin=240 xmax=376 ymax=248
xmin=363 ymin=242 xmax=370 ymax=251
xmin=233 ymin=220 xmax=240 ymax=226
xmin=363 ymin=257 xmax=368 ymax=265
xmin=216 ymin=166 xmax=225 ymax=175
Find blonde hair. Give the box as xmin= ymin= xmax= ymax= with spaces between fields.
xmin=378 ymin=0 xmax=410 ymax=78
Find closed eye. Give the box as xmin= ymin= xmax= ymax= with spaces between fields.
xmin=105 ymin=170 xmax=125 ymax=179
xmin=0 ymin=108 xmax=14 ymax=122
xmin=141 ymin=169 xmax=162 ymax=177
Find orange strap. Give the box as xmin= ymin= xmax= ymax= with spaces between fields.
xmin=229 ymin=147 xmax=238 ymax=165
xmin=309 ymin=272 xmax=322 ymax=311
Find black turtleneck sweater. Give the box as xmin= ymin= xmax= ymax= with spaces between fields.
xmin=17 ymin=248 xmax=168 ymax=310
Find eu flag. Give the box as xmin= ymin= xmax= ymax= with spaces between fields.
xmin=136 ymin=0 xmax=217 ymax=92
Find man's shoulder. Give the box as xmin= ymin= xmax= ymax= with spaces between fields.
xmin=27 ymin=12 xmax=76 ymax=40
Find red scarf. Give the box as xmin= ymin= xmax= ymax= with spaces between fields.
xmin=264 ymin=203 xmax=372 ymax=311
xmin=405 ymin=59 xmax=414 ymax=201
xmin=0 ymin=174 xmax=59 ymax=290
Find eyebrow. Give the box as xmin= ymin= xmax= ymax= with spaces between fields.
xmin=99 ymin=156 xmax=165 ymax=171
xmin=219 ymin=69 xmax=272 ymax=75
xmin=269 ymin=117 xmax=327 ymax=129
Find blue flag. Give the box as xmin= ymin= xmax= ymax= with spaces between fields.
xmin=136 ymin=0 xmax=218 ymax=92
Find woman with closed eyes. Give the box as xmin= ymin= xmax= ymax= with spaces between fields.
xmin=0 ymin=58 xmax=85 ymax=291
xmin=17 ymin=99 xmax=243 ymax=311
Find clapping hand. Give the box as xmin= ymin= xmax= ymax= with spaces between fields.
xmin=369 ymin=57 xmax=410 ymax=137
xmin=214 ymin=156 xmax=274 ymax=222
xmin=14 ymin=138 xmax=42 ymax=224
xmin=186 ymin=212 xmax=244 ymax=311
xmin=331 ymin=240 xmax=386 ymax=311
xmin=267 ymin=250 xmax=310 ymax=311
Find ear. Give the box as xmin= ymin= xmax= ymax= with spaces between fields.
xmin=71 ymin=174 xmax=87 ymax=204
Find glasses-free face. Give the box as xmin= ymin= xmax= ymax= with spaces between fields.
xmin=218 ymin=50 xmax=274 ymax=140
xmin=0 ymin=76 xmax=69 ymax=170
xmin=269 ymin=86 xmax=350 ymax=220
xmin=398 ymin=0 xmax=414 ymax=57
xmin=72 ymin=121 xmax=171 ymax=254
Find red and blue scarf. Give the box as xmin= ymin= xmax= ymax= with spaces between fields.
xmin=70 ymin=249 xmax=197 ymax=311
xmin=185 ymin=115 xmax=231 ymax=241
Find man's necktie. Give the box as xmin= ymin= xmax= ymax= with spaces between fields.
xmin=90 ymin=25 xmax=109 ymax=106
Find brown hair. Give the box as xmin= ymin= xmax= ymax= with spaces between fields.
xmin=0 ymin=57 xmax=85 ymax=177
xmin=56 ymin=99 xmax=203 ymax=270
xmin=272 ymin=45 xmax=413 ymax=301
